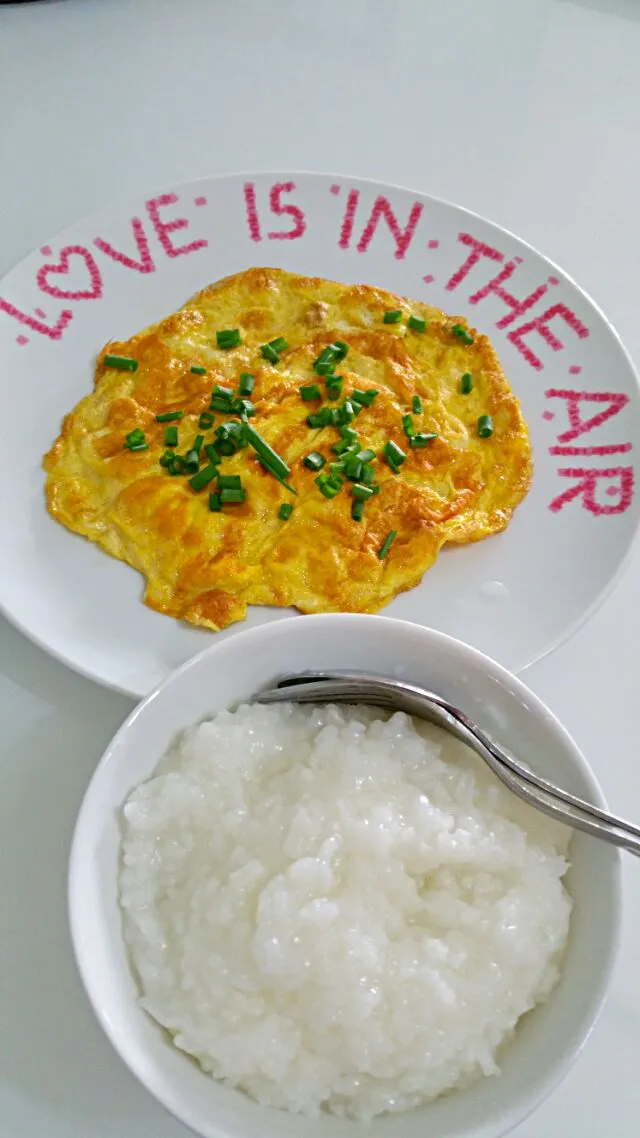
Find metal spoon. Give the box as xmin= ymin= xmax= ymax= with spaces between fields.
xmin=255 ymin=670 xmax=640 ymax=857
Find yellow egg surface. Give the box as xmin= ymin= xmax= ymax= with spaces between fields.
xmin=43 ymin=267 xmax=532 ymax=631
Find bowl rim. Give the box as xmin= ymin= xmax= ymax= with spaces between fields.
xmin=68 ymin=614 xmax=622 ymax=1138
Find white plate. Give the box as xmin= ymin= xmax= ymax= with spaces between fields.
xmin=1 ymin=172 xmax=638 ymax=696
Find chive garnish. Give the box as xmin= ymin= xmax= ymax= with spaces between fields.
xmin=214 ymin=384 xmax=234 ymax=398
xmin=412 ymin=395 xmax=422 ymax=414
xmin=217 ymin=474 xmax=241 ymax=490
xmin=352 ymin=483 xmax=374 ymax=501
xmin=164 ymin=425 xmax=179 ymax=447
xmin=411 ymin=432 xmax=439 ymax=448
xmin=105 ymin=354 xmax=138 ymax=372
xmin=315 ymin=346 xmax=337 ymax=368
xmin=303 ymin=452 xmax=326 ymax=471
xmin=124 ymin=428 xmax=146 ymax=449
xmin=199 ymin=412 xmax=214 ymax=429
xmin=408 ymin=315 xmax=426 ymax=333
xmin=220 ymin=487 xmax=246 ymax=504
xmin=326 ymin=379 xmax=343 ymax=399
xmin=189 ymin=464 xmax=218 ymax=492
xmin=216 ymin=328 xmax=241 ymax=349
xmin=314 ymin=361 xmax=336 ymax=377
xmin=269 ymin=337 xmax=289 ymax=353
xmin=351 ymin=390 xmax=371 ymax=408
xmin=217 ymin=440 xmax=235 ymax=456
xmin=184 ymin=450 xmax=200 ymax=472
xmin=460 ymin=372 xmax=473 ymax=394
xmin=190 ymin=365 xmax=207 ymax=376
xmin=378 ymin=530 xmax=397 ymax=559
xmin=279 ymin=503 xmax=294 ymax=520
xmin=244 ymin=422 xmax=294 ymax=491
xmin=361 ymin=464 xmax=376 ymax=486
xmin=315 ymin=473 xmax=342 ymax=499
xmin=344 ymin=457 xmax=363 ymax=481
xmin=384 ymin=440 xmax=406 ymax=470
xmin=333 ymin=340 xmax=349 ymax=360
xmin=352 ymin=500 xmax=365 ymax=522
xmin=193 ymin=434 xmax=204 ymax=454
xmin=155 ymin=410 xmax=184 ymax=423
xmin=234 ymin=398 xmax=256 ymax=417
xmin=204 ymin=443 xmax=220 ymax=464
xmin=340 ymin=426 xmax=359 ymax=442
xmin=383 ymin=310 xmax=402 ymax=324
xmin=210 ymin=396 xmax=233 ymax=412
xmin=477 ymin=415 xmax=494 ymax=438
xmin=357 ymin=448 xmax=375 ymax=464
xmin=209 ymin=492 xmax=221 ymax=511
xmin=239 ymin=373 xmax=255 ymax=396
xmin=260 ymin=342 xmax=280 ymax=363
xmin=300 ymin=384 xmax=322 ymax=401
xmin=402 ymin=414 xmax=415 ymax=438
xmin=452 ymin=323 xmax=474 ymax=345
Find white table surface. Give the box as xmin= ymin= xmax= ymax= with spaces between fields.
xmin=1 ymin=1 xmax=639 ymax=1135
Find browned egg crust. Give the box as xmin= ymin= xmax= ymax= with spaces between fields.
xmin=43 ymin=267 xmax=532 ymax=631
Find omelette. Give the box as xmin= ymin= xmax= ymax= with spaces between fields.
xmin=43 ymin=267 xmax=532 ymax=631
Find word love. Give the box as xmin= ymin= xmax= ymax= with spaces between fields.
xmin=0 ymin=193 xmax=208 ymax=343
xmin=545 ymin=389 xmax=634 ymax=515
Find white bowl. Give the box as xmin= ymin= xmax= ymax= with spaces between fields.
xmin=69 ymin=615 xmax=621 ymax=1138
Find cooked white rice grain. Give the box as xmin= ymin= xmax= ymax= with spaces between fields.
xmin=119 ymin=702 xmax=572 ymax=1120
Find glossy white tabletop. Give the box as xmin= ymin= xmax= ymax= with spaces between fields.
xmin=1 ymin=1 xmax=639 ymax=1135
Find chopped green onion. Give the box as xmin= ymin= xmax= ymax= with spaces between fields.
xmin=477 ymin=414 xmax=493 ymax=438
xmin=216 ymin=328 xmax=241 ymax=349
xmin=340 ymin=426 xmax=359 ymax=442
xmin=315 ymin=346 xmax=337 ymax=368
xmin=269 ymin=336 xmax=289 ymax=353
xmin=452 ymin=323 xmax=474 ymax=345
xmin=193 ymin=434 xmax=204 ymax=454
xmin=216 ymin=420 xmax=244 ymax=442
xmin=105 ymin=353 xmax=138 ymax=372
xmin=460 ymin=372 xmax=473 ymax=394
xmin=209 ymin=492 xmax=221 ymax=512
xmin=315 ymin=473 xmax=342 ymax=499
xmin=159 ymin=450 xmax=175 ymax=468
xmin=328 ymin=407 xmax=341 ymax=426
xmin=344 ymin=457 xmax=364 ymax=481
xmin=332 ymin=340 xmax=349 ymax=360
xmin=307 ymin=408 xmax=333 ymax=428
xmin=189 ymin=464 xmax=218 ymax=492
xmin=164 ymin=425 xmax=179 ymax=447
xmin=351 ymin=500 xmax=365 ymax=522
xmin=190 ymin=365 xmax=207 ymax=376
xmin=217 ymin=474 xmax=242 ymax=490
xmin=127 ymin=442 xmax=148 ymax=452
xmin=244 ymin=422 xmax=291 ymax=482
xmin=366 ymin=388 xmax=379 ymax=403
xmin=210 ymin=396 xmax=233 ymax=412
xmin=326 ymin=379 xmax=343 ymax=400
xmin=217 ymin=439 xmax=236 ymax=456
xmin=155 ymin=410 xmax=184 ymax=423
xmin=378 ymin=530 xmax=397 ymax=559
xmin=199 ymin=412 xmax=214 ymax=429
xmin=239 ymin=373 xmax=255 ymax=396
xmin=169 ymin=455 xmax=186 ymax=475
xmin=361 ymin=464 xmax=376 ymax=486
xmin=220 ymin=487 xmax=246 ymax=504
xmin=340 ymin=399 xmax=356 ymax=423
xmin=330 ymin=461 xmax=346 ymax=476
xmin=184 ymin=450 xmax=200 ymax=472
xmin=411 ymin=432 xmax=439 ymax=448
xmin=352 ymin=483 xmax=374 ymax=501
xmin=300 ymin=384 xmax=322 ymax=401
xmin=333 ymin=437 xmax=356 ymax=456
xmin=214 ymin=384 xmax=234 ymax=398
xmin=279 ymin=502 xmax=294 ymax=520
xmin=233 ymin=398 xmax=256 ymax=417
xmin=357 ymin=448 xmax=376 ymax=464
xmin=384 ymin=440 xmax=406 ymax=470
xmin=260 ymin=342 xmax=280 ymax=363
xmin=351 ymin=390 xmax=371 ymax=407
xmin=408 ymin=314 xmax=426 ymax=333
xmin=124 ymin=428 xmax=145 ymax=449
xmin=314 ymin=360 xmax=336 ymax=377
xmin=402 ymin=413 xmax=415 ymax=438
xmin=412 ymin=395 xmax=422 ymax=414
xmin=303 ymin=451 xmax=326 ymax=472
xmin=204 ymin=443 xmax=220 ymax=464
xmin=383 ymin=309 xmax=402 ymax=324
